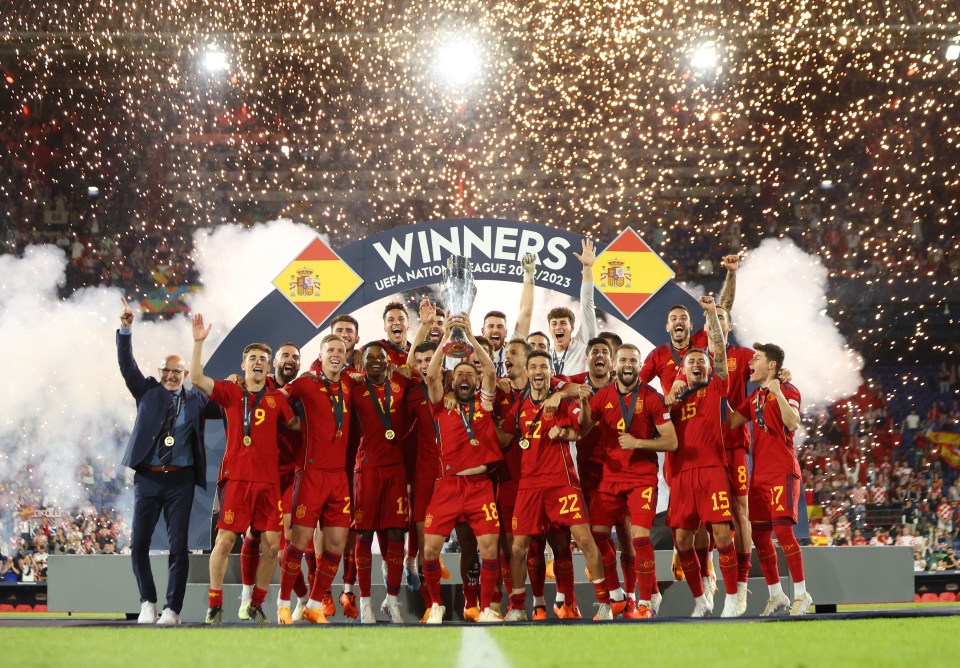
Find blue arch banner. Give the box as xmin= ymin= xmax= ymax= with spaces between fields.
xmin=186 ymin=218 xmax=701 ymax=549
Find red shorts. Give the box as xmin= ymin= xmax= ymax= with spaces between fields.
xmin=352 ymin=463 xmax=409 ymax=531
xmin=424 ymin=475 xmax=500 ymax=538
xmin=724 ymin=448 xmax=750 ymax=498
xmin=291 ymin=468 xmax=352 ymax=529
xmin=217 ymin=479 xmax=281 ymax=534
xmin=280 ymin=471 xmax=297 ymax=518
xmin=512 ymin=485 xmax=589 ymax=536
xmin=667 ymin=467 xmax=735 ymax=531
xmin=749 ymin=473 xmax=801 ymax=524
xmin=589 ymin=477 xmax=658 ymax=530
xmin=497 ymin=481 xmax=519 ymax=532
xmin=412 ymin=475 xmax=438 ymax=523
xmin=577 ymin=462 xmax=603 ymax=500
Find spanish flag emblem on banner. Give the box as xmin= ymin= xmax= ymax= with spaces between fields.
xmin=273 ymin=237 xmax=363 ymax=328
xmin=928 ymin=430 xmax=960 ymax=469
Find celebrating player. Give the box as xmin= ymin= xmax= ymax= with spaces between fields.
xmin=729 ymin=343 xmax=812 ymax=616
xmin=190 ymin=314 xmax=295 ymax=625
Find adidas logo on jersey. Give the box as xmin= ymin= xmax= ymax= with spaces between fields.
xmin=605 ymin=402 xmax=614 ymax=409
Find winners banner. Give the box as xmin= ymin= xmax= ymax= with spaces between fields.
xmin=188 ymin=218 xmax=694 ymax=549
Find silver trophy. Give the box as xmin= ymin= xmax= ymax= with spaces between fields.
xmin=440 ymin=255 xmax=478 ymax=358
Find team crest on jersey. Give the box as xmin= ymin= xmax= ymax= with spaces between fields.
xmin=697 ymin=389 xmax=706 ymax=398
xmin=355 ymin=510 xmax=364 ymax=523
xmin=512 ymin=517 xmax=518 ymax=530
xmin=296 ymin=504 xmax=306 ymax=519
xmin=425 ymin=513 xmax=433 ymax=528
xmin=635 ymin=399 xmax=643 ymax=411
xmin=267 ymin=396 xmax=277 ymax=408
xmin=223 ymin=510 xmax=234 ymax=525
xmin=728 ymin=358 xmax=737 ymax=371
xmin=390 ymin=382 xmax=400 ymax=393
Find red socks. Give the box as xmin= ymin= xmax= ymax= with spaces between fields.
xmin=737 ymin=551 xmax=752 ymax=584
xmin=423 ymin=559 xmax=442 ymax=606
xmin=592 ymin=532 xmax=620 ymax=592
xmin=678 ymin=548 xmax=704 ymax=597
xmin=208 ymin=588 xmax=223 ymax=609
xmin=309 ymin=550 xmax=343 ymax=601
xmin=753 ymin=526 xmax=780 ymax=585
xmin=620 ymin=551 xmax=636 ymax=599
xmin=554 ymin=549 xmax=576 ymax=603
xmin=527 ymin=535 xmax=546 ymax=598
xmin=479 ymin=558 xmax=499 ymax=610
xmin=774 ymin=523 xmax=805 ymax=583
xmin=385 ymin=537 xmax=405 ymax=597
xmin=239 ymin=534 xmax=261 ymax=587
xmin=633 ymin=536 xmax=656 ymax=601
xmin=717 ymin=543 xmax=739 ymax=595
xmin=279 ymin=544 xmax=305 ymax=601
xmin=355 ymin=533 xmax=374 ymax=597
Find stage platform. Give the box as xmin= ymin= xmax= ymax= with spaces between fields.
xmin=48 ymin=546 xmax=914 ymax=623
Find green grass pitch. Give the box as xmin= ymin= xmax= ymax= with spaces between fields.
xmin=4 ymin=617 xmax=960 ymax=667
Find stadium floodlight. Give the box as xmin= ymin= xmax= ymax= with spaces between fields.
xmin=203 ymin=44 xmax=229 ymax=73
xmin=433 ymin=36 xmax=483 ymax=87
xmin=86 ymin=186 xmax=100 ymax=197
xmin=946 ymin=43 xmax=960 ymax=61
xmin=690 ymin=41 xmax=721 ymax=72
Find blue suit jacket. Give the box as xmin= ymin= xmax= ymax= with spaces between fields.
xmin=117 ymin=330 xmax=214 ymax=489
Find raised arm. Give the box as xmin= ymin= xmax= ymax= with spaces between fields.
xmin=717 ymin=253 xmax=741 ymax=312
xmin=425 ymin=322 xmax=450 ymax=404
xmin=407 ymin=296 xmax=436 ymax=368
xmin=513 ymin=253 xmax=537 ymax=337
xmin=116 ymin=297 xmax=147 ymax=399
xmin=572 ymin=238 xmax=598 ymax=343
xmin=700 ymin=294 xmax=728 ymax=380
xmin=460 ymin=313 xmax=497 ymax=398
xmin=190 ymin=314 xmax=215 ymax=397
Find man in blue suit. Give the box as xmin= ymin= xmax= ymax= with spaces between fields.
xmin=117 ymin=297 xmax=215 ymax=625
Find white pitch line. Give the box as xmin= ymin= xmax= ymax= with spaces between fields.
xmin=457 ymin=626 xmax=510 ymax=668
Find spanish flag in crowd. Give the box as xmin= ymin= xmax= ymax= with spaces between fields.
xmin=928 ymin=429 xmax=960 ymax=469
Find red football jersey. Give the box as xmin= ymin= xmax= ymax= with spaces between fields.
xmin=733 ymin=383 xmax=802 ymax=481
xmin=211 ymin=380 xmax=294 ymax=486
xmin=639 ymin=328 xmax=709 ymax=392
xmin=721 ymin=345 xmax=753 ymax=451
xmin=408 ymin=382 xmax=441 ymax=480
xmin=668 ymin=374 xmax=729 ymax=478
xmin=432 ymin=394 xmax=502 ymax=477
xmin=352 ymin=375 xmax=413 ymax=470
xmin=588 ymin=383 xmax=672 ymax=483
xmin=494 ymin=385 xmax=526 ymax=485
xmin=502 ymin=395 xmax=581 ymax=489
xmin=377 ymin=339 xmax=411 ymax=367
xmin=285 ymin=374 xmax=356 ymax=471
xmin=562 ymin=372 xmax=610 ymax=470
xmin=266 ymin=376 xmax=305 ymax=477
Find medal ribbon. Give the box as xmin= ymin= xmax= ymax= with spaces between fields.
xmin=617 ymin=384 xmax=641 ymax=433
xmin=364 ymin=378 xmax=393 ymax=435
xmin=755 ymin=389 xmax=768 ymax=431
xmin=515 ymin=389 xmax=549 ymax=443
xmin=460 ymin=398 xmax=477 ymax=443
xmin=551 ymin=348 xmax=568 ymax=375
xmin=243 ymin=388 xmax=266 ymax=441
xmin=320 ymin=373 xmax=345 ymax=435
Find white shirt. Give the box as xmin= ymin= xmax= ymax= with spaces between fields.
xmin=552 ymin=277 xmax=597 ymax=377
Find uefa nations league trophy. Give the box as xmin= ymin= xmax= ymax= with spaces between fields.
xmin=440 ymin=255 xmax=478 ymax=358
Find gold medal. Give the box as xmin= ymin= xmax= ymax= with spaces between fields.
xmin=163 ymin=436 xmax=175 ymax=447
xmin=519 ymin=438 xmax=530 ymax=450
xmin=243 ymin=435 xmax=252 ymax=446
xmin=385 ymin=429 xmax=396 ymax=441
xmin=336 ymin=429 xmax=343 ymax=439
xmin=469 ymin=438 xmax=480 ymax=447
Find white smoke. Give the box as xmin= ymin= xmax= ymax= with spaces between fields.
xmin=732 ymin=238 xmax=863 ymax=408
xmin=0 ymin=220 xmax=324 ymax=540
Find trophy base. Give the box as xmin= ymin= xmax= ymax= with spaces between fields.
xmin=442 ymin=340 xmax=474 ymax=359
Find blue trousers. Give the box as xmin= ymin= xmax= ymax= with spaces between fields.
xmin=130 ymin=469 xmax=195 ymax=613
